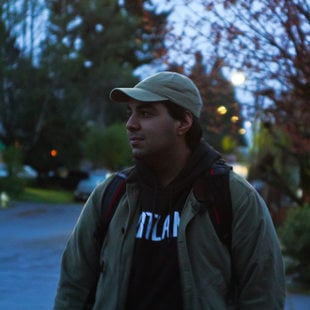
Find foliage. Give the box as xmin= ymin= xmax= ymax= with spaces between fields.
xmin=0 ymin=15 xmax=25 ymax=145
xmin=0 ymin=0 xmax=170 ymax=175
xmin=163 ymin=0 xmax=310 ymax=204
xmin=2 ymin=0 xmax=46 ymax=61
xmin=2 ymin=145 xmax=22 ymax=175
xmin=124 ymin=0 xmax=170 ymax=61
xmin=0 ymin=176 xmax=25 ymax=197
xmin=100 ymin=123 xmax=132 ymax=170
xmin=167 ymin=54 xmax=246 ymax=153
xmin=0 ymin=146 xmax=24 ymax=197
xmin=249 ymin=122 xmax=301 ymax=204
xmin=0 ymin=8 xmax=87 ymax=173
xmin=45 ymin=0 xmax=170 ymax=125
xmin=82 ymin=123 xmax=132 ymax=171
xmin=279 ymin=205 xmax=310 ymax=285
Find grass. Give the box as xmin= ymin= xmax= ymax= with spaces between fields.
xmin=17 ymin=187 xmax=74 ymax=204
xmin=287 ymin=281 xmax=310 ymax=295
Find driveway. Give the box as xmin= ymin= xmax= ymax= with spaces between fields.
xmin=0 ymin=201 xmax=309 ymax=309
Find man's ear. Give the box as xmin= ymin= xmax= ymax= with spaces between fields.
xmin=177 ymin=111 xmax=193 ymax=136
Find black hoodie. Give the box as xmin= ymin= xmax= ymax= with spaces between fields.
xmin=125 ymin=143 xmax=220 ymax=310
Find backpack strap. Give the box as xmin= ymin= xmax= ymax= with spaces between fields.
xmin=193 ymin=159 xmax=233 ymax=252
xmin=93 ymin=168 xmax=132 ymax=247
xmin=193 ymin=160 xmax=236 ymax=304
xmin=87 ymin=169 xmax=132 ymax=308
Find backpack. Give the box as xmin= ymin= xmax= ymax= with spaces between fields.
xmin=95 ymin=160 xmax=233 ymax=252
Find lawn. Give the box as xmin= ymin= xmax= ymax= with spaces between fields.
xmin=17 ymin=187 xmax=74 ymax=204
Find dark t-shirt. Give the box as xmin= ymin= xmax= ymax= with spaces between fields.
xmin=125 ymin=206 xmax=183 ymax=310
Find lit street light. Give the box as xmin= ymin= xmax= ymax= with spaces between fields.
xmin=217 ymin=105 xmax=227 ymax=115
xmin=231 ymin=71 xmax=246 ymax=86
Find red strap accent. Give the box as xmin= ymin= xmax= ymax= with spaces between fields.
xmin=210 ymin=168 xmax=216 ymax=175
xmin=103 ymin=178 xmax=126 ymax=221
xmin=214 ymin=208 xmax=221 ymax=225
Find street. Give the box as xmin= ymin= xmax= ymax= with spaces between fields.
xmin=0 ymin=201 xmax=80 ymax=309
xmin=0 ymin=201 xmax=309 ymax=309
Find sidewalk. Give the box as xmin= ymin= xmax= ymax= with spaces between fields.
xmin=0 ymin=201 xmax=310 ymax=309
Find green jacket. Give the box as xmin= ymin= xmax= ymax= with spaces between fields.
xmin=54 ymin=171 xmax=285 ymax=309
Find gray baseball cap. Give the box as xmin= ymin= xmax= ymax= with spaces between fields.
xmin=109 ymin=71 xmax=203 ymax=117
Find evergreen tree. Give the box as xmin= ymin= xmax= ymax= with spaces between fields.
xmin=0 ymin=12 xmax=21 ymax=146
xmin=1 ymin=1 xmax=170 ymax=173
xmin=0 ymin=6 xmax=86 ymax=173
xmin=46 ymin=0 xmax=169 ymax=125
xmin=0 ymin=10 xmax=42 ymax=151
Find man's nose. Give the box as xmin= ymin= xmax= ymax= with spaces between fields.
xmin=126 ymin=114 xmax=139 ymax=131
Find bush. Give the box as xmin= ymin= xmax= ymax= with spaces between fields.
xmin=0 ymin=176 xmax=25 ymax=198
xmin=0 ymin=145 xmax=25 ymax=197
xmin=100 ymin=123 xmax=132 ymax=170
xmin=279 ymin=205 xmax=310 ymax=285
xmin=82 ymin=123 xmax=132 ymax=170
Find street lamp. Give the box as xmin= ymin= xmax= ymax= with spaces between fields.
xmin=231 ymin=116 xmax=239 ymax=123
xmin=217 ymin=105 xmax=227 ymax=115
xmin=231 ymin=71 xmax=246 ymax=86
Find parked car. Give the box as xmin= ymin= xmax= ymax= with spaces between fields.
xmin=0 ymin=163 xmax=38 ymax=179
xmin=17 ymin=165 xmax=38 ymax=179
xmin=0 ymin=163 xmax=7 ymax=177
xmin=73 ymin=170 xmax=111 ymax=202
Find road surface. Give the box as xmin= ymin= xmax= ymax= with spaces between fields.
xmin=0 ymin=201 xmax=309 ymax=309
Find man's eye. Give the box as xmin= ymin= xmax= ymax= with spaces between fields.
xmin=140 ymin=110 xmax=151 ymax=117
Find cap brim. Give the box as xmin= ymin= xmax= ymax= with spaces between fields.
xmin=110 ymin=88 xmax=167 ymax=103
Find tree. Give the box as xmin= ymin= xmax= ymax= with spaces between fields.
xmin=250 ymin=121 xmax=301 ymax=205
xmin=124 ymin=0 xmax=170 ymax=61
xmin=191 ymin=53 xmax=246 ymax=153
xmin=32 ymin=0 xmax=170 ymax=172
xmin=0 ymin=12 xmax=36 ymax=149
xmin=163 ymin=0 xmax=310 ymax=204
xmin=0 ymin=7 xmax=86 ymax=173
xmin=1 ymin=0 xmax=170 ymax=174
xmin=2 ymin=0 xmax=46 ymax=63
xmin=167 ymin=52 xmax=246 ymax=154
xmin=46 ymin=0 xmax=170 ymax=125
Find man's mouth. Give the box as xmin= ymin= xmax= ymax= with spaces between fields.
xmin=129 ymin=136 xmax=144 ymax=145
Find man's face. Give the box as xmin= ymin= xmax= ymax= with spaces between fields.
xmin=126 ymin=101 xmax=180 ymax=161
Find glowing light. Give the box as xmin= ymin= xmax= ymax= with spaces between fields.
xmin=50 ymin=149 xmax=58 ymax=157
xmin=217 ymin=106 xmax=227 ymax=115
xmin=231 ymin=71 xmax=246 ymax=86
xmin=238 ymin=128 xmax=246 ymax=135
xmin=244 ymin=121 xmax=252 ymax=128
xmin=231 ymin=116 xmax=239 ymax=123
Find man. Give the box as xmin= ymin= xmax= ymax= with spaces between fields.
xmin=54 ymin=72 xmax=286 ymax=309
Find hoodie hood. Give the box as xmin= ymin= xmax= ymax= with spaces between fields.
xmin=134 ymin=142 xmax=221 ymax=214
